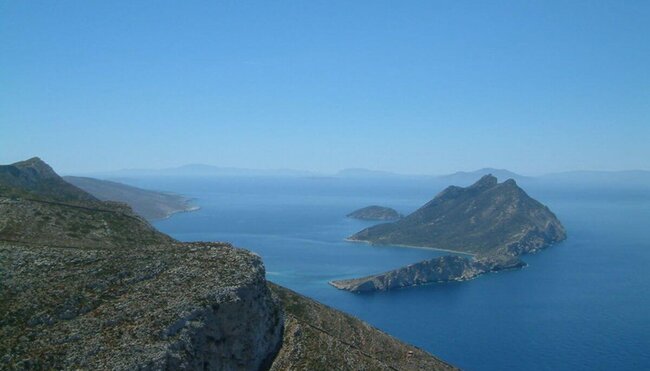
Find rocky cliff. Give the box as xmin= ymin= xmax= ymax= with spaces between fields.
xmin=330 ymin=255 xmax=526 ymax=293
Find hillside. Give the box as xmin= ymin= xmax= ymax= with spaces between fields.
xmin=64 ymin=176 xmax=197 ymax=220
xmin=349 ymin=175 xmax=566 ymax=256
xmin=0 ymin=158 xmax=454 ymax=370
xmin=0 ymin=157 xmax=97 ymax=203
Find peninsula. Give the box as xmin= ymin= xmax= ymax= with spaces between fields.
xmin=63 ymin=176 xmax=198 ymax=220
xmin=332 ymin=175 xmax=566 ymax=292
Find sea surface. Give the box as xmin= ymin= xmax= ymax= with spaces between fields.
xmin=123 ymin=176 xmax=650 ymax=370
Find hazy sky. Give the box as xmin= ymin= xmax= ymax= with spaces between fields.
xmin=1 ymin=1 xmax=649 ymax=175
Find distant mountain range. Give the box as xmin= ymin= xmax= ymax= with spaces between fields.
xmin=85 ymin=164 xmax=317 ymax=178
xmin=75 ymin=164 xmax=650 ymax=187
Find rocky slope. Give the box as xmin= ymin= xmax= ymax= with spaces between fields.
xmin=64 ymin=176 xmax=198 ymax=220
xmin=0 ymin=158 xmax=454 ymax=370
xmin=347 ymin=205 xmax=401 ymax=221
xmin=349 ymin=175 xmax=566 ymax=256
xmin=0 ymin=159 xmax=172 ymax=249
xmin=269 ymin=284 xmax=456 ymax=370
xmin=330 ymin=255 xmax=526 ymax=293
xmin=0 ymin=157 xmax=97 ymax=204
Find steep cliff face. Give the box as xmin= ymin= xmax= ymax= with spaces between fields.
xmin=330 ymin=255 xmax=526 ymax=293
xmin=349 ymin=175 xmax=566 ymax=256
xmin=0 ymin=241 xmax=284 ymax=370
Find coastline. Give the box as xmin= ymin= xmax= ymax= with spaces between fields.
xmin=344 ymin=238 xmax=476 ymax=257
xmin=156 ymin=204 xmax=201 ymax=221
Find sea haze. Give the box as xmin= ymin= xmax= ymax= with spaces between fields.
xmin=120 ymin=175 xmax=650 ymax=371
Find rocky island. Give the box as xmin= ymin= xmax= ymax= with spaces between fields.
xmin=348 ymin=175 xmax=566 ymax=256
xmin=333 ymin=175 xmax=566 ymax=293
xmin=64 ymin=176 xmax=198 ymax=220
xmin=347 ymin=205 xmax=402 ymax=221
xmin=0 ymin=158 xmax=455 ymax=370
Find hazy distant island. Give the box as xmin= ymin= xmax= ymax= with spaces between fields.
xmin=347 ymin=205 xmax=402 ymax=221
xmin=0 ymin=157 xmax=455 ymax=370
xmin=64 ymin=176 xmax=198 ymax=220
xmin=332 ymin=175 xmax=566 ymax=292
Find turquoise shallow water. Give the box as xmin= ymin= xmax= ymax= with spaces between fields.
xmin=125 ymin=176 xmax=650 ymax=370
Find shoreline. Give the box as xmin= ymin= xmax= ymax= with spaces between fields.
xmin=344 ymin=238 xmax=476 ymax=257
xmin=156 ymin=205 xmax=201 ymax=221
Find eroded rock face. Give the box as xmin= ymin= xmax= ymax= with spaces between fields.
xmin=330 ymin=255 xmax=526 ymax=293
xmin=0 ymin=242 xmax=283 ymax=370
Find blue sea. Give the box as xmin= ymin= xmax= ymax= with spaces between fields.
xmin=125 ymin=176 xmax=650 ymax=370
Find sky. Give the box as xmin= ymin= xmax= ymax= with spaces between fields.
xmin=1 ymin=1 xmax=649 ymax=175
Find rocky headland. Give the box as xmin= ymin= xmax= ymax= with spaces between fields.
xmin=0 ymin=158 xmax=455 ymax=370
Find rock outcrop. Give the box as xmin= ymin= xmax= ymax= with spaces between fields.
xmin=349 ymin=175 xmax=566 ymax=256
xmin=347 ymin=205 xmax=401 ymax=221
xmin=330 ymin=255 xmax=526 ymax=293
xmin=0 ymin=241 xmax=284 ymax=370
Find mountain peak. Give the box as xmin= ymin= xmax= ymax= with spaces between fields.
xmin=11 ymin=157 xmax=58 ymax=179
xmin=0 ymin=157 xmax=97 ymax=203
xmin=469 ymin=174 xmax=498 ymax=188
